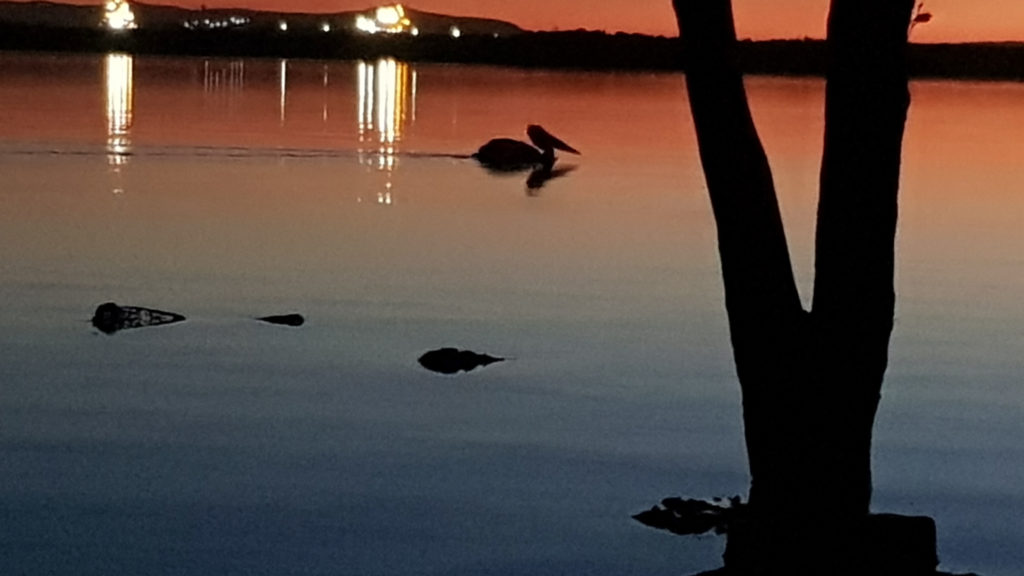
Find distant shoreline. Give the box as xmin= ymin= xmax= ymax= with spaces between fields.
xmin=1 ymin=25 xmax=1023 ymax=80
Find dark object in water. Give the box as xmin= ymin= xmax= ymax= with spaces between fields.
xmin=527 ymin=164 xmax=577 ymax=191
xmin=473 ymin=125 xmax=580 ymax=171
xmin=91 ymin=302 xmax=186 ymax=334
xmin=256 ymin=313 xmax=305 ymax=327
xmin=633 ymin=496 xmax=745 ymax=536
xmin=418 ymin=347 xmax=504 ymax=374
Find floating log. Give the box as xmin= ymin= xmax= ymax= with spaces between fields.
xmin=91 ymin=302 xmax=185 ymax=334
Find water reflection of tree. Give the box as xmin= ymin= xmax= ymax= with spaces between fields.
xmin=638 ymin=1 xmax=976 ymax=574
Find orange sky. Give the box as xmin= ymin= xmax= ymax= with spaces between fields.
xmin=20 ymin=0 xmax=1024 ymax=42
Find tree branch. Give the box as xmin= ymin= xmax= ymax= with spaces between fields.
xmin=672 ymin=0 xmax=804 ymax=375
xmin=813 ymin=0 xmax=915 ymax=342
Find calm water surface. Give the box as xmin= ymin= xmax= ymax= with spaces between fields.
xmin=1 ymin=52 xmax=1022 ymax=575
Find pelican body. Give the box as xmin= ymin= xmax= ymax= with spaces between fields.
xmin=473 ymin=125 xmax=580 ymax=171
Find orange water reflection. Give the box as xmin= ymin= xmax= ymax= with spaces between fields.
xmin=0 ymin=54 xmax=1021 ymax=280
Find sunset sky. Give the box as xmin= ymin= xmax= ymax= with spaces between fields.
xmin=19 ymin=0 xmax=1024 ymax=42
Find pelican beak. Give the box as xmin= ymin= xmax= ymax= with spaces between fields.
xmin=527 ymin=125 xmax=581 ymax=155
xmin=553 ymin=140 xmax=581 ymax=155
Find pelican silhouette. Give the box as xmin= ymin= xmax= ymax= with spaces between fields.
xmin=472 ymin=125 xmax=581 ymax=171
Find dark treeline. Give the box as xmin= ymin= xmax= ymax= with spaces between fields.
xmin=2 ymin=25 xmax=1022 ymax=80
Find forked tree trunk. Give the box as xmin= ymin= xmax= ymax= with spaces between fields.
xmin=671 ymin=0 xmax=915 ymax=545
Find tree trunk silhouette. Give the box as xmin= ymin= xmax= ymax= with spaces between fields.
xmin=672 ymin=0 xmax=918 ymax=571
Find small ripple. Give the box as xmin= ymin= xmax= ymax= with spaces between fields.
xmin=0 ymin=144 xmax=474 ymax=162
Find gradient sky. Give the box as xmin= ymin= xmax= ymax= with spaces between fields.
xmin=26 ymin=0 xmax=1024 ymax=42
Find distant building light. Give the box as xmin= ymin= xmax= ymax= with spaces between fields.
xmin=411 ymin=27 xmax=419 ymax=36
xmin=104 ymin=0 xmax=137 ymax=31
xmin=355 ymin=15 xmax=377 ymax=33
xmin=321 ymin=22 xmax=331 ymax=32
xmin=183 ymin=15 xmax=249 ymax=30
xmin=355 ymin=4 xmax=413 ymax=35
xmin=278 ymin=20 xmax=288 ymax=31
xmin=450 ymin=26 xmax=461 ymax=38
xmin=376 ymin=6 xmax=401 ymax=26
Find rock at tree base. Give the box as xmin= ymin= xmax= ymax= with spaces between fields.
xmin=721 ymin=513 xmax=938 ymax=575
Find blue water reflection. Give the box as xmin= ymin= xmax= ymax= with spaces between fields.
xmin=0 ymin=52 xmax=1021 ymax=576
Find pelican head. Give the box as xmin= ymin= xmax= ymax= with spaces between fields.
xmin=526 ymin=125 xmax=581 ymax=156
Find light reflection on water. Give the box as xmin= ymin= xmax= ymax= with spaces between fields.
xmin=0 ymin=52 xmax=1022 ymax=576
xmin=104 ymin=53 xmax=133 ymax=196
xmin=100 ymin=54 xmax=420 ymax=202
xmin=202 ymin=59 xmax=245 ymax=95
xmin=279 ymin=58 xmax=288 ymax=125
xmin=356 ymin=58 xmax=416 ymax=204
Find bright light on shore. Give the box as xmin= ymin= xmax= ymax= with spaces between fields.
xmin=103 ymin=0 xmax=137 ymax=31
xmin=355 ymin=4 xmax=413 ymax=35
xmin=376 ymin=6 xmax=402 ymax=26
xmin=355 ymin=16 xmax=376 ymax=33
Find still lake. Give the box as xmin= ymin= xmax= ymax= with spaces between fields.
xmin=1 ymin=52 xmax=1022 ymax=575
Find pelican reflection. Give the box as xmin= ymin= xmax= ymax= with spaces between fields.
xmin=526 ymin=164 xmax=577 ymax=193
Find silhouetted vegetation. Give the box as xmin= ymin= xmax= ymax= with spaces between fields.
xmin=1 ymin=22 xmax=1023 ymax=79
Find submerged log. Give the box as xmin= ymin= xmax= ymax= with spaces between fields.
xmin=418 ymin=348 xmax=504 ymax=374
xmin=91 ymin=302 xmax=185 ymax=334
xmin=633 ymin=496 xmax=743 ymax=536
